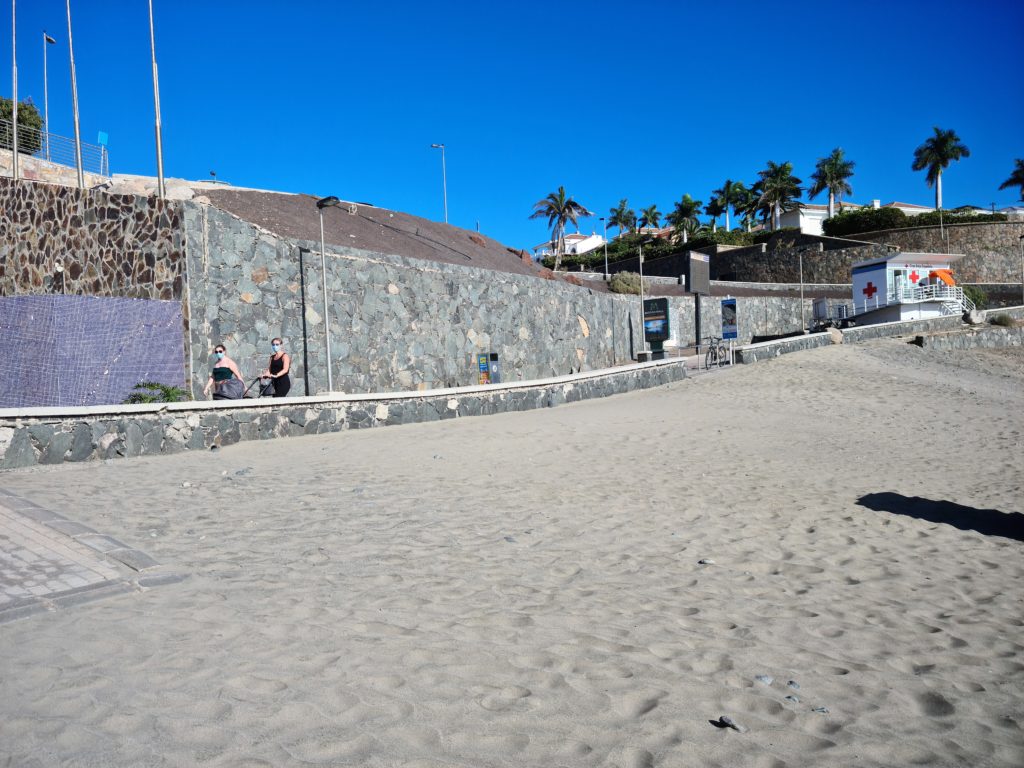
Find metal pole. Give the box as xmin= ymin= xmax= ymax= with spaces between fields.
xmin=11 ymin=0 xmax=18 ymax=181
xmin=638 ymin=241 xmax=646 ymax=357
xmin=440 ymin=144 xmax=447 ymax=224
xmin=318 ymin=209 xmax=333 ymax=392
xmin=601 ymin=217 xmax=609 ymax=279
xmin=297 ymin=247 xmax=311 ymax=396
xmin=66 ymin=0 xmax=84 ymax=189
xmin=148 ymin=0 xmax=165 ymax=198
xmin=43 ymin=31 xmax=52 ymax=161
xmin=1019 ymin=235 xmax=1024 ymax=307
xmin=799 ymin=250 xmax=805 ymax=331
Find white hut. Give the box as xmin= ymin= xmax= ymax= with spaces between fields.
xmin=850 ymin=252 xmax=974 ymax=323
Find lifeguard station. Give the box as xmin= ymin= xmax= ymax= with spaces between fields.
xmin=847 ymin=252 xmax=975 ymax=324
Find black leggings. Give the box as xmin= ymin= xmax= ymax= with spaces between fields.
xmin=273 ymin=375 xmax=291 ymax=398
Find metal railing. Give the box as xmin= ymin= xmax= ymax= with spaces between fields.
xmin=851 ymin=284 xmax=974 ymax=317
xmin=0 ymin=118 xmax=109 ymax=177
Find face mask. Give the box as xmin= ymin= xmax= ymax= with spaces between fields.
xmin=215 ymin=352 xmax=225 ymax=360
xmin=271 ymin=344 xmax=281 ymax=352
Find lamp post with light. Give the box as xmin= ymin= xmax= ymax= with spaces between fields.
xmin=430 ymin=143 xmax=447 ymax=224
xmin=316 ymin=196 xmax=341 ymax=392
xmin=42 ymin=31 xmax=55 ymax=161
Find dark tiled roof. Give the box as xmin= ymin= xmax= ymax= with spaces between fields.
xmin=198 ymin=189 xmax=543 ymax=278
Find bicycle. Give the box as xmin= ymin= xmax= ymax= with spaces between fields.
xmin=704 ymin=336 xmax=728 ymax=369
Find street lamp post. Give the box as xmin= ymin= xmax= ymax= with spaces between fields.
xmin=1019 ymin=234 xmax=1024 ymax=307
xmin=430 ymin=143 xmax=447 ymax=224
xmin=600 ymin=217 xmax=609 ymax=279
xmin=148 ymin=0 xmax=165 ymax=198
xmin=638 ymin=240 xmax=647 ymax=357
xmin=11 ymin=0 xmax=18 ymax=181
xmin=65 ymin=0 xmax=84 ymax=189
xmin=799 ymin=249 xmax=806 ymax=331
xmin=316 ymin=196 xmax=341 ymax=392
xmin=42 ymin=31 xmax=55 ymax=161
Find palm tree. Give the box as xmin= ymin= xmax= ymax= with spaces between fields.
xmin=712 ymin=179 xmax=745 ymax=231
xmin=808 ymin=147 xmax=855 ymax=219
xmin=704 ymin=197 xmax=726 ymax=233
xmin=998 ymin=158 xmax=1024 ymax=202
xmin=730 ymin=184 xmax=757 ymax=232
xmin=608 ymin=199 xmax=637 ymax=236
xmin=666 ymin=194 xmax=703 ymax=243
xmin=755 ymin=161 xmax=802 ymax=231
xmin=529 ymin=186 xmax=592 ymax=271
xmin=639 ymin=204 xmax=661 ymax=231
xmin=911 ymin=127 xmax=970 ymax=210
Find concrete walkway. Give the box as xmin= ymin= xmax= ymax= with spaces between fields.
xmin=0 ymin=489 xmax=183 ymax=623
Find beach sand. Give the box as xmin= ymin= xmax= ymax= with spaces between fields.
xmin=1 ymin=340 xmax=1022 ymax=767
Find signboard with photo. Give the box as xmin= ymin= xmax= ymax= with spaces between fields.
xmin=721 ymin=298 xmax=738 ymax=340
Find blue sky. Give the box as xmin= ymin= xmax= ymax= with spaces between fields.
xmin=4 ymin=1 xmax=1023 ymax=250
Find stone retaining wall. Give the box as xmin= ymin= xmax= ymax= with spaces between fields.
xmin=913 ymin=325 xmax=1024 ymax=352
xmin=840 ymin=315 xmax=966 ymax=343
xmin=0 ymin=176 xmax=185 ymax=300
xmin=734 ymin=333 xmax=834 ymax=364
xmin=0 ymin=359 xmax=687 ymax=470
xmin=852 ymin=221 xmax=1024 ymax=283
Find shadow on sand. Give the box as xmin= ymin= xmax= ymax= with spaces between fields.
xmin=857 ymin=492 xmax=1024 ymax=543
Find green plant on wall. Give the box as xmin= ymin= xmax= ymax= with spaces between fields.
xmin=609 ymin=272 xmax=645 ymax=295
xmin=0 ymin=96 xmax=44 ymax=154
xmin=123 ymin=381 xmax=191 ymax=404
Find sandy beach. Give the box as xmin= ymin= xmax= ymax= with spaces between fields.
xmin=1 ymin=339 xmax=1022 ymax=768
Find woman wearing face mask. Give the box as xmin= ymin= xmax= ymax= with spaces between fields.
xmin=203 ymin=344 xmax=245 ymax=399
xmin=262 ymin=337 xmax=291 ymax=398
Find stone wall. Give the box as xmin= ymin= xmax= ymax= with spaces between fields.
xmin=913 ymin=325 xmax=1024 ymax=352
xmin=182 ymin=204 xmax=646 ymax=398
xmin=0 ymin=176 xmax=186 ymax=300
xmin=0 ymin=359 xmax=687 ymax=469
xmin=850 ymin=221 xmax=1024 ymax=283
xmin=734 ymin=332 xmax=834 ymax=363
xmin=840 ymin=314 xmax=965 ymax=343
xmin=709 ymin=242 xmax=886 ymax=283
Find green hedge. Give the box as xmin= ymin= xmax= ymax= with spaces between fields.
xmin=823 ymin=206 xmax=1008 ymax=237
xmin=822 ymin=208 xmax=907 ymax=237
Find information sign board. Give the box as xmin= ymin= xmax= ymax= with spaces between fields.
xmin=643 ymin=298 xmax=670 ymax=343
xmin=721 ymin=298 xmax=738 ymax=340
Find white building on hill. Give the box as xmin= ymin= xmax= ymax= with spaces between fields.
xmin=780 ymin=200 xmax=937 ymax=236
xmin=533 ymin=232 xmax=606 ymax=260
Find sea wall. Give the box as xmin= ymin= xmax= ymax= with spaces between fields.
xmin=0 ymin=359 xmax=686 ymax=469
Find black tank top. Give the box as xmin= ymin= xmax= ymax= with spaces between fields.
xmin=270 ymin=355 xmax=287 ymax=375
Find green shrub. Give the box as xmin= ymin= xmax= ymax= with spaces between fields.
xmin=962 ymin=285 xmax=988 ymax=310
xmin=822 ymin=207 xmax=907 ymax=237
xmin=123 ymin=381 xmax=191 ymax=404
xmin=609 ymin=272 xmax=644 ymax=295
xmin=905 ymin=210 xmax=1007 ymax=227
xmin=990 ymin=313 xmax=1014 ymax=327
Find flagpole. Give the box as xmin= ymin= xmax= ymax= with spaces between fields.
xmin=11 ymin=0 xmax=19 ymax=181
xmin=148 ymin=0 xmax=165 ymax=198
xmin=66 ymin=0 xmax=84 ymax=189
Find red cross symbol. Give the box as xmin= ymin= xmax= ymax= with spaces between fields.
xmin=909 ymin=271 xmax=920 ymax=283
xmin=863 ymin=282 xmax=878 ymax=298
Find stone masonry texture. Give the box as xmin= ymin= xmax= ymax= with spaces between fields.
xmin=0 ymin=359 xmax=687 ymax=469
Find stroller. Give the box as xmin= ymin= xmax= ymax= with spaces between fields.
xmin=243 ymin=376 xmax=275 ymax=398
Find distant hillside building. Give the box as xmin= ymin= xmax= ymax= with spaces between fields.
xmin=780 ymin=199 xmax=938 ymax=236
xmin=533 ymin=232 xmax=606 ymax=260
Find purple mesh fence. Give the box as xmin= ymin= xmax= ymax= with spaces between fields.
xmin=0 ymin=296 xmax=185 ymax=408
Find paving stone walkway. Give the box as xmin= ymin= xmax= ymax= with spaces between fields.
xmin=0 ymin=489 xmax=183 ymax=623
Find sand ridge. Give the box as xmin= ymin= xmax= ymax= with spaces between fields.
xmin=0 ymin=341 xmax=1021 ymax=767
